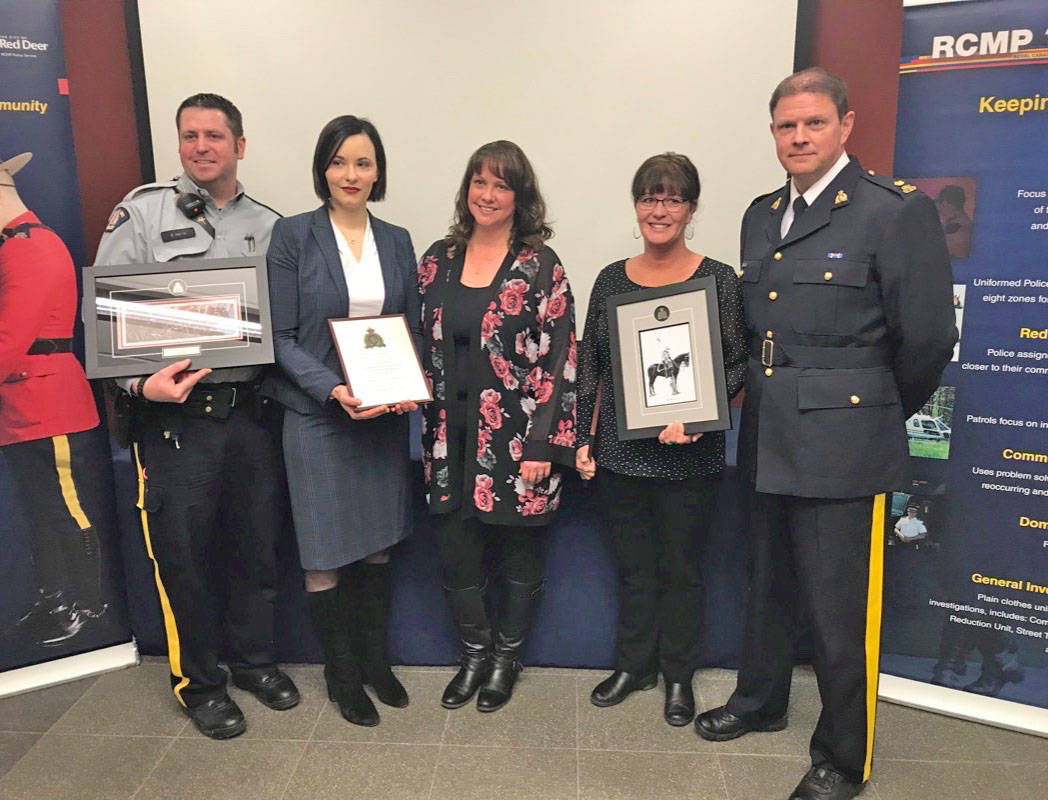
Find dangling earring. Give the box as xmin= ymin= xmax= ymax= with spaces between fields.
xmin=685 ymin=222 xmax=695 ymax=240
xmin=632 ymin=225 xmax=641 ymax=240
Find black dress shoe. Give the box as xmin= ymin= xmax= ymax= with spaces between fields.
xmin=663 ymin=681 xmax=695 ymax=726
xmin=789 ymin=765 xmax=865 ymax=800
xmin=232 ymin=668 xmax=301 ymax=710
xmin=184 ymin=695 xmax=246 ymax=739
xmin=694 ymin=705 xmax=787 ymax=741
xmin=590 ymin=671 xmax=657 ymax=707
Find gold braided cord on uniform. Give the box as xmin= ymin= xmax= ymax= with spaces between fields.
xmin=133 ymin=443 xmax=190 ymax=706
xmin=52 ymin=435 xmax=90 ymax=530
xmin=863 ymin=493 xmax=887 ymax=782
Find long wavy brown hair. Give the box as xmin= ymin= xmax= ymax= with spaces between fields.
xmin=447 ymin=140 xmax=553 ymax=250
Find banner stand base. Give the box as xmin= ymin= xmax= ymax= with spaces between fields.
xmin=879 ymin=673 xmax=1048 ymax=738
xmin=0 ymin=641 xmax=139 ymax=699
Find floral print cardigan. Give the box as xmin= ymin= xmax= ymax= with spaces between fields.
xmin=418 ymin=239 xmax=577 ymax=525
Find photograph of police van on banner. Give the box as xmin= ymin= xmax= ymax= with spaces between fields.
xmin=328 ymin=314 xmax=432 ymax=410
xmin=81 ymin=256 xmax=274 ymax=379
xmin=606 ymin=276 xmax=730 ymax=440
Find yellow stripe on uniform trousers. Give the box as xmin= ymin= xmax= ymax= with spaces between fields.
xmin=863 ymin=493 xmax=886 ymax=781
xmin=132 ymin=443 xmax=191 ymax=706
xmin=52 ymin=434 xmax=90 ymax=530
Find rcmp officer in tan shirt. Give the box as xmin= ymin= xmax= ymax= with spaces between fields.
xmin=694 ymin=69 xmax=956 ymax=800
xmin=95 ymin=93 xmax=299 ymax=739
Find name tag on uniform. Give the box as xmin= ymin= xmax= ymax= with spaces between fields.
xmin=160 ymin=227 xmax=196 ymax=243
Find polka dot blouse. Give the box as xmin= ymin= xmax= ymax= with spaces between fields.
xmin=576 ymin=257 xmax=748 ymax=480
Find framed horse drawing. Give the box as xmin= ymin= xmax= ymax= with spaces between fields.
xmin=605 ymin=276 xmax=730 ymax=440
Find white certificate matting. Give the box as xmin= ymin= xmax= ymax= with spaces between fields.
xmin=329 ymin=314 xmax=430 ymax=409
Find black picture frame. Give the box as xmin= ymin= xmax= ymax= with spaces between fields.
xmin=606 ymin=275 xmax=730 ymax=440
xmin=81 ymin=256 xmax=274 ymax=379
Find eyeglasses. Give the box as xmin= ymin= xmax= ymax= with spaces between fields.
xmin=636 ymin=195 xmax=688 ymax=211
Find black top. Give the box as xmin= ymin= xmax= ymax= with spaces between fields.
xmin=442 ymin=279 xmax=496 ymax=515
xmin=576 ymin=257 xmax=748 ymax=480
xmin=446 ymin=280 xmax=493 ymax=404
xmin=418 ymin=240 xmax=577 ymax=523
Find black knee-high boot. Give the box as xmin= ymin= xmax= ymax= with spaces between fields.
xmin=441 ymin=583 xmax=492 ymax=709
xmin=477 ymin=578 xmax=543 ymax=712
xmin=351 ymin=562 xmax=408 ymax=708
xmin=71 ymin=527 xmax=108 ymax=619
xmin=306 ymin=586 xmax=378 ymax=726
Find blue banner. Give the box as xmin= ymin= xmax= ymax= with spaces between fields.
xmin=1 ymin=0 xmax=132 ymax=679
xmin=881 ymin=0 xmax=1048 ymax=720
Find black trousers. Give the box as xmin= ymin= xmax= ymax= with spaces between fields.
xmin=596 ymin=470 xmax=717 ymax=683
xmin=433 ymin=510 xmax=547 ymax=590
xmin=726 ymin=487 xmax=885 ymax=784
xmin=2 ymin=426 xmax=111 ymax=606
xmin=132 ymin=407 xmax=284 ymax=707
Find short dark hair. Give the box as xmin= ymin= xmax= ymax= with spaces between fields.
xmin=631 ymin=153 xmax=700 ymax=207
xmin=769 ymin=67 xmax=849 ymax=119
xmin=175 ymin=93 xmax=243 ymax=139
xmin=311 ymin=116 xmax=387 ymax=203
xmin=936 ymin=185 xmax=966 ymax=209
xmin=448 ymin=140 xmax=552 ymax=250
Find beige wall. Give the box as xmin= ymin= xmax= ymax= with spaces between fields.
xmin=139 ymin=0 xmax=795 ymax=318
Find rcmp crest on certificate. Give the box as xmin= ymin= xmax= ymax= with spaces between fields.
xmin=328 ymin=314 xmax=431 ymax=410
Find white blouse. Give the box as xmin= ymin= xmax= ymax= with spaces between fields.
xmin=330 ymin=215 xmax=385 ymax=318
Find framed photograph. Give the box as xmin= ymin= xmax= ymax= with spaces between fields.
xmin=328 ymin=314 xmax=432 ymax=410
xmin=82 ymin=256 xmax=274 ymax=379
xmin=606 ymin=275 xmax=730 ymax=440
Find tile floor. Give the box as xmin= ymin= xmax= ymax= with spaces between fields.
xmin=0 ymin=660 xmax=1044 ymax=800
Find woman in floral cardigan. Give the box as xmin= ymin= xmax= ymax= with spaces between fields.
xmin=418 ymin=141 xmax=576 ymax=712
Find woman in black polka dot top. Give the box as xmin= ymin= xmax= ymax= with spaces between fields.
xmin=575 ymin=153 xmax=748 ymax=727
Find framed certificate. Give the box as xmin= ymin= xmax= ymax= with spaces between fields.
xmin=328 ymin=314 xmax=432 ymax=410
xmin=82 ymin=256 xmax=273 ymax=379
xmin=606 ymin=275 xmax=730 ymax=440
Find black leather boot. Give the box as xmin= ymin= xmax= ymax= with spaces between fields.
xmin=477 ymin=578 xmax=543 ymax=713
xmin=16 ymin=589 xmax=84 ymax=646
xmin=73 ymin=527 xmax=109 ymax=620
xmin=441 ymin=584 xmax=492 ymax=709
xmin=307 ymin=586 xmax=378 ymax=726
xmin=352 ymin=563 xmax=409 ymax=708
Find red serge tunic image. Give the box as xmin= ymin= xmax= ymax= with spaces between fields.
xmin=0 ymin=211 xmax=98 ymax=445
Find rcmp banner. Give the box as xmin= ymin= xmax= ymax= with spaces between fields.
xmin=0 ymin=0 xmax=135 ymax=695
xmin=879 ymin=0 xmax=1048 ymax=736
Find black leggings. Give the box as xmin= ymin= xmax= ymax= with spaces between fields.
xmin=434 ymin=511 xmax=547 ymax=590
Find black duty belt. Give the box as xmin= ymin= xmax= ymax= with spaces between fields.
xmin=27 ymin=338 xmax=73 ymax=355
xmin=179 ymin=382 xmax=258 ymax=420
xmin=753 ymin=337 xmax=892 ymax=370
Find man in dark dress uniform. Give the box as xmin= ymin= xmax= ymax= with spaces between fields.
xmin=694 ymin=68 xmax=957 ymax=800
